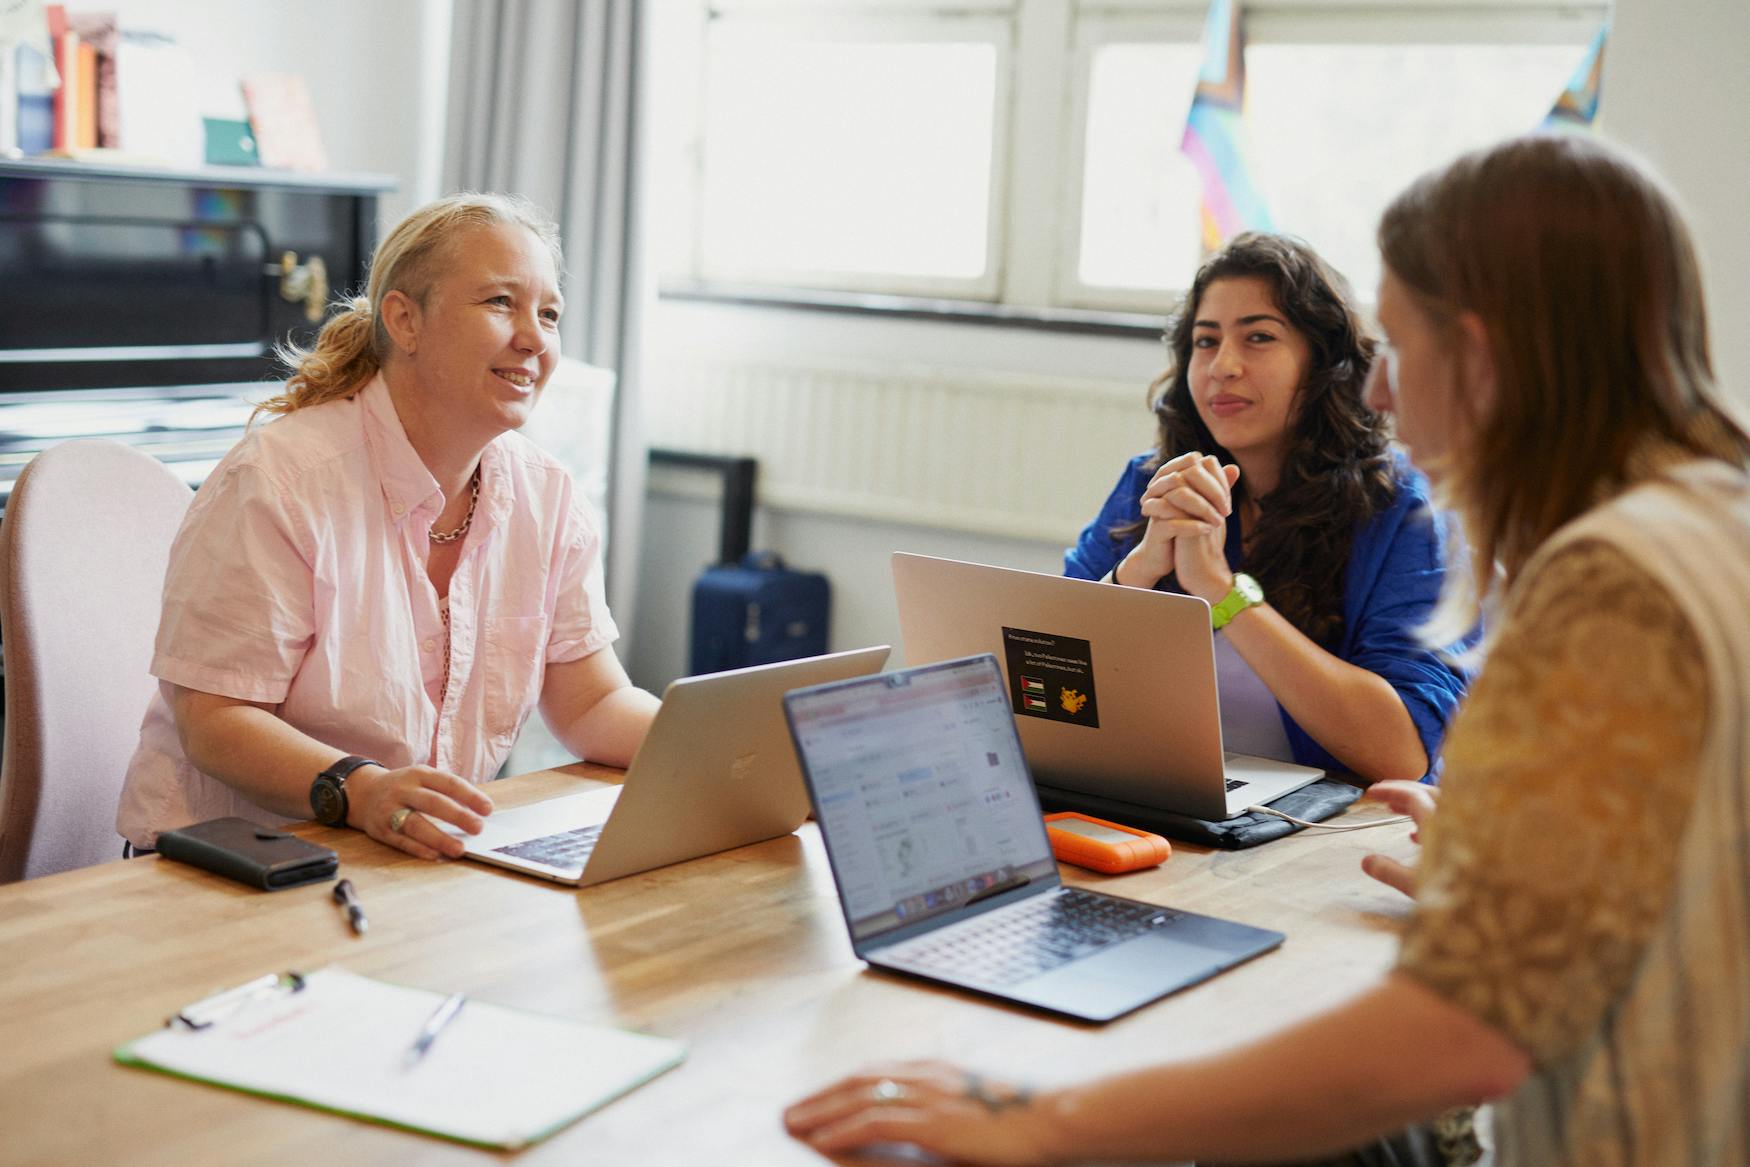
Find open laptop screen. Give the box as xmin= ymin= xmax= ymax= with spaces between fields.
xmin=787 ymin=655 xmax=1058 ymax=943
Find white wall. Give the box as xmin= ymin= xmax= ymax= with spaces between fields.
xmin=103 ymin=0 xmax=441 ymax=225
xmin=1603 ymin=0 xmax=1750 ymax=405
xmin=626 ymin=299 xmax=1165 ymax=691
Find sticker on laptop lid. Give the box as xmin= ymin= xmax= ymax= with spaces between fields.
xmin=1001 ymin=627 xmax=1099 ymax=729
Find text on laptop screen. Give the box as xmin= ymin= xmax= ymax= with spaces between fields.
xmin=788 ymin=658 xmax=1058 ymax=941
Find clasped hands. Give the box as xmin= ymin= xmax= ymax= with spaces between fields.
xmin=1116 ymin=451 xmax=1242 ymax=604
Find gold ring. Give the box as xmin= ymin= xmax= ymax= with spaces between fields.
xmin=871 ymin=1078 xmax=908 ymax=1105
xmin=389 ymin=807 xmax=413 ymax=834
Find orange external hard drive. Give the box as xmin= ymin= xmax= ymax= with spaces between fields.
xmin=1043 ymin=812 xmax=1172 ymax=874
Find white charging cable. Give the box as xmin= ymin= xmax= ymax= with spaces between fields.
xmin=1244 ymin=805 xmax=1412 ymax=831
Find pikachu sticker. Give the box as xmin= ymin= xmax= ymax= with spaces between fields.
xmin=1003 ymin=626 xmax=1101 ymax=728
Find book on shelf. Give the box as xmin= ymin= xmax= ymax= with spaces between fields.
xmin=11 ymin=42 xmax=55 ymax=156
xmin=242 ymin=72 xmax=328 ymax=171
xmin=113 ymin=29 xmax=202 ymax=167
xmin=0 ymin=0 xmax=51 ymax=153
xmin=66 ymin=9 xmax=117 ymax=148
xmin=44 ymin=2 xmax=75 ymax=151
xmin=2 ymin=1 xmax=64 ymax=157
xmin=72 ymin=35 xmax=93 ymax=148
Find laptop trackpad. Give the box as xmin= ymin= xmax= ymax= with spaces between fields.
xmin=1025 ymin=915 xmax=1278 ymax=1001
xmin=444 ymin=786 xmax=621 ymax=846
xmin=1071 ymin=930 xmax=1231 ymax=990
xmin=1009 ymin=930 xmax=1236 ymax=1021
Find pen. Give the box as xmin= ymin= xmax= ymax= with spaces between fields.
xmin=404 ymin=992 xmax=467 ymax=1068
xmin=332 ymin=878 xmax=368 ymax=936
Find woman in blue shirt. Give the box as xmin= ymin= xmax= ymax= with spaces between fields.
xmin=1064 ymin=233 xmax=1467 ymax=780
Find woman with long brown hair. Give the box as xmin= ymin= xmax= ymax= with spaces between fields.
xmin=1065 ymin=232 xmax=1468 ymax=781
xmin=787 ymin=134 xmax=1750 ymax=1166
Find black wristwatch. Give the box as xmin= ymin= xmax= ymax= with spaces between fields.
xmin=309 ymin=755 xmax=381 ymax=827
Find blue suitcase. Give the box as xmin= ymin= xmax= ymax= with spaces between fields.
xmin=689 ymin=551 xmax=830 ymax=675
xmin=647 ymin=449 xmax=833 ymax=676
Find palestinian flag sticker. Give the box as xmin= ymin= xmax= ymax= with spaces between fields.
xmin=1002 ymin=626 xmax=1099 ymax=729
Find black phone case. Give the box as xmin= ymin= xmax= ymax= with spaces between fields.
xmin=156 ymin=817 xmax=339 ymax=890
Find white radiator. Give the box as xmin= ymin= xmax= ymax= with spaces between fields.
xmin=645 ymin=355 xmax=1149 ymax=542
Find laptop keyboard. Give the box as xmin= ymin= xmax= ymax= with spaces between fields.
xmin=1224 ymin=778 xmax=1247 ymax=791
xmin=494 ymin=824 xmax=604 ymax=869
xmin=884 ymin=888 xmax=1177 ymax=987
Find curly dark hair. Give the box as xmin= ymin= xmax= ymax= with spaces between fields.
xmin=1115 ymin=232 xmax=1396 ymax=646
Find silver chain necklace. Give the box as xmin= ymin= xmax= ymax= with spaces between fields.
xmin=428 ymin=468 xmax=480 ymax=544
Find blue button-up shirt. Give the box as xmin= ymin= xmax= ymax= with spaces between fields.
xmin=1063 ymin=452 xmax=1473 ymax=780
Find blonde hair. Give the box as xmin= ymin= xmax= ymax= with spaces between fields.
xmin=1377 ymin=134 xmax=1750 ymax=631
xmin=257 ymin=192 xmax=563 ymax=417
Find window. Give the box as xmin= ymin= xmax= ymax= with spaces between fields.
xmin=1071 ymin=39 xmax=1204 ymax=295
xmin=1242 ymin=37 xmax=1595 ymax=298
xmin=687 ymin=5 xmax=1009 ymax=297
xmin=655 ymin=1 xmax=1609 ymax=312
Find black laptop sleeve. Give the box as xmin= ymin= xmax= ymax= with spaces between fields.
xmin=1038 ymin=777 xmax=1362 ymax=850
xmin=156 ymin=817 xmax=340 ymax=890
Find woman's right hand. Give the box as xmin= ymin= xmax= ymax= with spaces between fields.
xmin=1115 ymin=513 xmax=1176 ymax=589
xmin=345 ymin=764 xmax=494 ymax=860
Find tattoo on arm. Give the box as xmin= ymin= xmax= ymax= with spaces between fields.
xmin=964 ymin=1071 xmax=1034 ymax=1114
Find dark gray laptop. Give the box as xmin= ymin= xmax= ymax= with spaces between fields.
xmin=784 ymin=654 xmax=1284 ymax=1023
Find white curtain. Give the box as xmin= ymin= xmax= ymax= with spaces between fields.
xmin=443 ymin=0 xmax=649 ymax=635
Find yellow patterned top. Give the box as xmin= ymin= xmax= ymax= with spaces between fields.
xmin=1398 ymin=427 xmax=1750 ymax=1166
xmin=1399 ymin=537 xmax=1704 ymax=1061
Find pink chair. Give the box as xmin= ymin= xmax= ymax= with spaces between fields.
xmin=0 ymin=440 xmax=194 ymax=882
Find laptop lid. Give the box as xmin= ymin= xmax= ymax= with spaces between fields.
xmin=455 ymin=646 xmax=891 ymax=885
xmin=891 ymin=552 xmax=1236 ymax=819
xmin=785 ymin=655 xmax=1060 ymax=954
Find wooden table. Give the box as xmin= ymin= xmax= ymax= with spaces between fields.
xmin=0 ymin=766 xmax=1416 ymax=1165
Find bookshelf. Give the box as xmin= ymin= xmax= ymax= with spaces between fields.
xmin=0 ymin=157 xmax=394 ymax=484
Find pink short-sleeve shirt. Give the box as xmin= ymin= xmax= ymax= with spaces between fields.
xmin=117 ymin=374 xmax=618 ymax=847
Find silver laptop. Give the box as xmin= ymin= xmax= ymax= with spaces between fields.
xmin=448 ymin=646 xmax=891 ymax=885
xmin=785 ymin=655 xmax=1283 ymax=1022
xmin=892 ymin=553 xmax=1323 ymax=820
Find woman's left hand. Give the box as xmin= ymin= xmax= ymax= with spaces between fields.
xmin=1360 ymin=780 xmax=1440 ymax=898
xmin=1173 ymin=522 xmax=1234 ymax=606
xmin=784 ymin=1061 xmax=1059 ymax=1166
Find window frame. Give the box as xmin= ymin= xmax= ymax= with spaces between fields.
xmin=661 ymin=0 xmax=1611 ymax=317
xmin=1051 ymin=5 xmax=1206 ymax=314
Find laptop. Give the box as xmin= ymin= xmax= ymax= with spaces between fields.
xmin=447 ymin=646 xmax=890 ymax=886
xmin=785 ymin=654 xmax=1283 ymax=1022
xmin=891 ymin=552 xmax=1324 ymax=821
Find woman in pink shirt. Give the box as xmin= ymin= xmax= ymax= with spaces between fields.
xmin=118 ymin=193 xmax=659 ymax=861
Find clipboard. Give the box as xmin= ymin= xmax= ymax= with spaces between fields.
xmin=114 ymin=967 xmax=686 ymax=1150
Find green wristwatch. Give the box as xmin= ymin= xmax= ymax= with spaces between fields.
xmin=1209 ymin=572 xmax=1264 ymax=631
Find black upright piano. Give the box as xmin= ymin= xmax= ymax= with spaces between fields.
xmin=0 ymin=158 xmax=394 ymax=510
